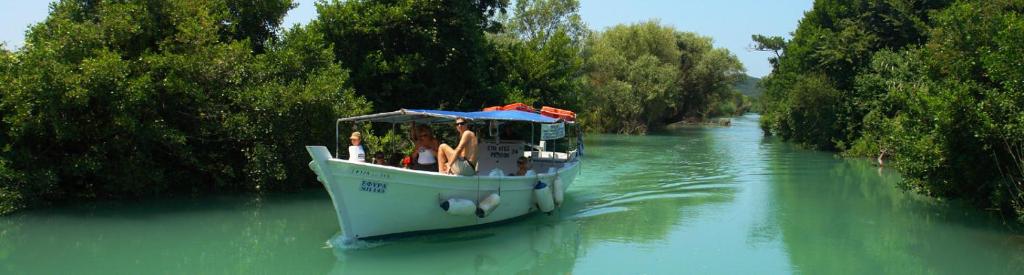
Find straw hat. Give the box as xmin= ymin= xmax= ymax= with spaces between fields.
xmin=349 ymin=131 xmax=362 ymax=140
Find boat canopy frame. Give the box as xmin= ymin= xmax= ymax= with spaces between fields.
xmin=337 ymin=109 xmax=563 ymax=124
xmin=334 ymin=109 xmax=578 ymax=160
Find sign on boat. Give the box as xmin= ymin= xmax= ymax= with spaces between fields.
xmin=306 ymin=107 xmax=583 ymax=241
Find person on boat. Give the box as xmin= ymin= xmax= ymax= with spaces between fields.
xmin=438 ymin=118 xmax=478 ymax=176
xmin=348 ymin=131 xmax=366 ymax=162
xmin=372 ymin=151 xmax=387 ymax=165
xmin=409 ymin=124 xmax=439 ymax=171
xmin=510 ymin=156 xmax=530 ymax=176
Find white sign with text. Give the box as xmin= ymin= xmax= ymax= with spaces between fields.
xmin=541 ymin=123 xmax=565 ymax=140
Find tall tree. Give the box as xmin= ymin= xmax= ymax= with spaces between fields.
xmin=675 ymin=32 xmax=745 ymax=119
xmin=224 ymin=0 xmax=296 ymax=53
xmin=501 ymin=0 xmax=587 ymax=46
xmin=751 ymin=34 xmax=785 ymax=71
xmin=580 ymin=20 xmax=745 ymax=134
xmin=491 ymin=0 xmax=587 ymax=109
xmin=0 ymin=0 xmax=369 ymax=214
xmin=313 ymin=0 xmax=509 ymax=112
xmin=857 ymin=1 xmax=1024 ymax=220
xmin=581 ymin=21 xmax=681 ymax=134
xmin=758 ymin=0 xmax=952 ymax=149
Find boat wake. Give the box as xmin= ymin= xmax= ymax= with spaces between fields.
xmin=326 ymin=233 xmax=389 ymax=251
xmin=567 ymin=175 xmax=739 ymax=220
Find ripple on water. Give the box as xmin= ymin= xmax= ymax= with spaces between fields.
xmin=327 ymin=232 xmax=389 ymax=251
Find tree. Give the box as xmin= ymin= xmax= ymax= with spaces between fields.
xmin=751 ymin=34 xmax=785 ymax=70
xmin=758 ymin=0 xmax=952 ymax=149
xmin=872 ymin=1 xmax=1024 ymax=219
xmin=313 ymin=0 xmax=509 ymax=112
xmin=0 ymin=0 xmax=369 ymax=214
xmin=501 ymin=0 xmax=587 ymax=46
xmin=224 ymin=0 xmax=296 ymax=53
xmin=675 ymin=32 xmax=745 ymax=119
xmin=760 ymin=0 xmax=1024 ymax=221
xmin=491 ymin=0 xmax=587 ymax=110
xmin=580 ymin=21 xmax=681 ymax=134
xmin=579 ymin=20 xmax=745 ymax=134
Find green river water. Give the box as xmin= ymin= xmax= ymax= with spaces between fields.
xmin=2 ymin=114 xmax=1023 ymax=274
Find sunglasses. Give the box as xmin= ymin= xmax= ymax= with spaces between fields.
xmin=455 ymin=122 xmax=466 ymax=126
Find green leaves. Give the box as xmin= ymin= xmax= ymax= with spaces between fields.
xmin=761 ymin=0 xmax=1024 ymax=219
xmin=492 ymin=0 xmax=586 ymax=112
xmin=581 ymin=21 xmax=744 ymax=134
xmin=313 ymin=0 xmax=507 ymax=112
xmin=0 ymin=0 xmax=370 ymax=213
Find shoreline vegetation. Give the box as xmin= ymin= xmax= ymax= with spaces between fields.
xmin=666 ymin=117 xmax=734 ymax=129
xmin=0 ymin=0 xmax=750 ymax=215
xmin=755 ymin=0 xmax=1024 ymax=222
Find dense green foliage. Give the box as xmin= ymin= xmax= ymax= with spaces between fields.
xmin=0 ymin=0 xmax=752 ymax=213
xmin=0 ymin=0 xmax=369 ymax=213
xmin=581 ymin=21 xmax=746 ymax=134
xmin=490 ymin=0 xmax=587 ymax=110
xmin=759 ymin=0 xmax=951 ymax=150
xmin=759 ymin=0 xmax=1024 ymax=220
xmin=312 ymin=0 xmax=508 ymax=112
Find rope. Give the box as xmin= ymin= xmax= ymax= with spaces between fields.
xmin=476 ymin=174 xmax=481 ymax=222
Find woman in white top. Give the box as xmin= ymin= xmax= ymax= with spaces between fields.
xmin=409 ymin=124 xmax=439 ymax=171
xmin=348 ymin=131 xmax=366 ymax=162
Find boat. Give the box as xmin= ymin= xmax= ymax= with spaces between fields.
xmin=305 ymin=108 xmax=583 ymax=241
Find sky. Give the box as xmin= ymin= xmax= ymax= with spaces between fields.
xmin=1 ymin=0 xmax=812 ymax=77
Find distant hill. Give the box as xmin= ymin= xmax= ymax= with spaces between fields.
xmin=734 ymin=74 xmax=762 ymax=98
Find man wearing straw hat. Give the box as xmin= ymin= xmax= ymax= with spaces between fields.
xmin=348 ymin=131 xmax=366 ymax=162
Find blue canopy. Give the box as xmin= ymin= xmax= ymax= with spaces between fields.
xmin=337 ymin=109 xmax=563 ymax=124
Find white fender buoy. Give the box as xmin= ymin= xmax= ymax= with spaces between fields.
xmin=534 ymin=181 xmax=555 ymax=213
xmin=552 ymin=177 xmax=564 ymax=207
xmin=440 ymin=198 xmax=476 ymax=216
xmin=476 ymin=193 xmax=502 ymax=218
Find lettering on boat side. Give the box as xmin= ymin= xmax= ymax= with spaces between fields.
xmin=351 ymin=168 xmax=391 ymax=179
xmin=360 ymin=180 xmax=387 ymax=193
xmin=486 ymin=144 xmax=521 ymax=159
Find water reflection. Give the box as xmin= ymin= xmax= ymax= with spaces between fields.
xmin=0 ymin=191 xmax=338 ymax=274
xmin=766 ymin=139 xmax=1024 ymax=274
xmin=2 ymin=114 xmax=1023 ymax=274
xmin=329 ymin=218 xmax=581 ymax=274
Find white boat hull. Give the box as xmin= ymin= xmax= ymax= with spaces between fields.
xmin=306 ymin=146 xmax=580 ymax=239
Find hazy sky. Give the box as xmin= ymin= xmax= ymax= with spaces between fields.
xmin=2 ymin=0 xmax=812 ymax=77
